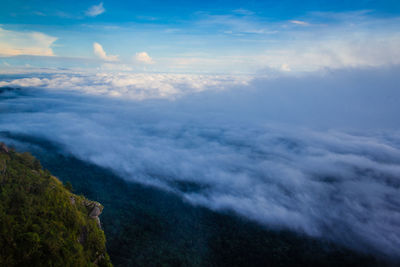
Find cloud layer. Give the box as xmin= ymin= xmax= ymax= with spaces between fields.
xmin=1 ymin=66 xmax=400 ymax=259
xmin=0 ymin=71 xmax=250 ymax=99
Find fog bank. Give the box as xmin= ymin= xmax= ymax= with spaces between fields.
xmin=1 ymin=66 xmax=400 ymax=258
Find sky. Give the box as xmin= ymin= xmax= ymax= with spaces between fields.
xmin=1 ymin=0 xmax=400 ymax=73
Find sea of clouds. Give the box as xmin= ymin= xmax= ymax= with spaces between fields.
xmin=0 ymin=71 xmax=251 ymax=100
xmin=0 ymin=66 xmax=400 ymax=259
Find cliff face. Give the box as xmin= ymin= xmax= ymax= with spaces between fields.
xmin=0 ymin=143 xmax=112 ymax=266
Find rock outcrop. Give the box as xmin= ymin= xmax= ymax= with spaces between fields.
xmin=0 ymin=142 xmax=9 ymax=153
xmin=84 ymin=200 xmax=104 ymax=229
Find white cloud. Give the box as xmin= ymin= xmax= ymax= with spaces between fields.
xmin=85 ymin=2 xmax=105 ymax=17
xmin=134 ymin=52 xmax=154 ymax=64
xmin=93 ymin=42 xmax=118 ymax=61
xmin=289 ymin=20 xmax=310 ymax=26
xmin=0 ymin=27 xmax=57 ymax=56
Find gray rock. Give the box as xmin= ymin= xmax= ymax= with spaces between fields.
xmin=0 ymin=143 xmax=9 ymax=153
xmin=84 ymin=202 xmax=103 ymax=229
xmin=89 ymin=206 xmax=101 ymax=218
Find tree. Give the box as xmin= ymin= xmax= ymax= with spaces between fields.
xmin=64 ymin=181 xmax=74 ymax=192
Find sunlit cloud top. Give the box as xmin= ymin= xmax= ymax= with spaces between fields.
xmin=0 ymin=0 xmax=399 ymax=73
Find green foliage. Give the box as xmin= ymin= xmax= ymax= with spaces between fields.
xmin=0 ymin=149 xmax=112 ymax=267
xmin=64 ymin=181 xmax=74 ymax=192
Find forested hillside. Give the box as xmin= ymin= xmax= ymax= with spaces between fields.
xmin=0 ymin=143 xmax=112 ymax=266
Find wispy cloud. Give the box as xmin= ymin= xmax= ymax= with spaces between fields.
xmin=289 ymin=20 xmax=310 ymax=26
xmin=197 ymin=14 xmax=274 ymax=35
xmin=0 ymin=27 xmax=57 ymax=57
xmin=232 ymin=8 xmax=255 ymax=16
xmin=85 ymin=2 xmax=105 ymax=17
xmin=93 ymin=42 xmax=118 ymax=61
xmin=32 ymin=11 xmax=46 ymax=17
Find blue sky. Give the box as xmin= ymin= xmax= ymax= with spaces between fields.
xmin=1 ymin=0 xmax=400 ymax=73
